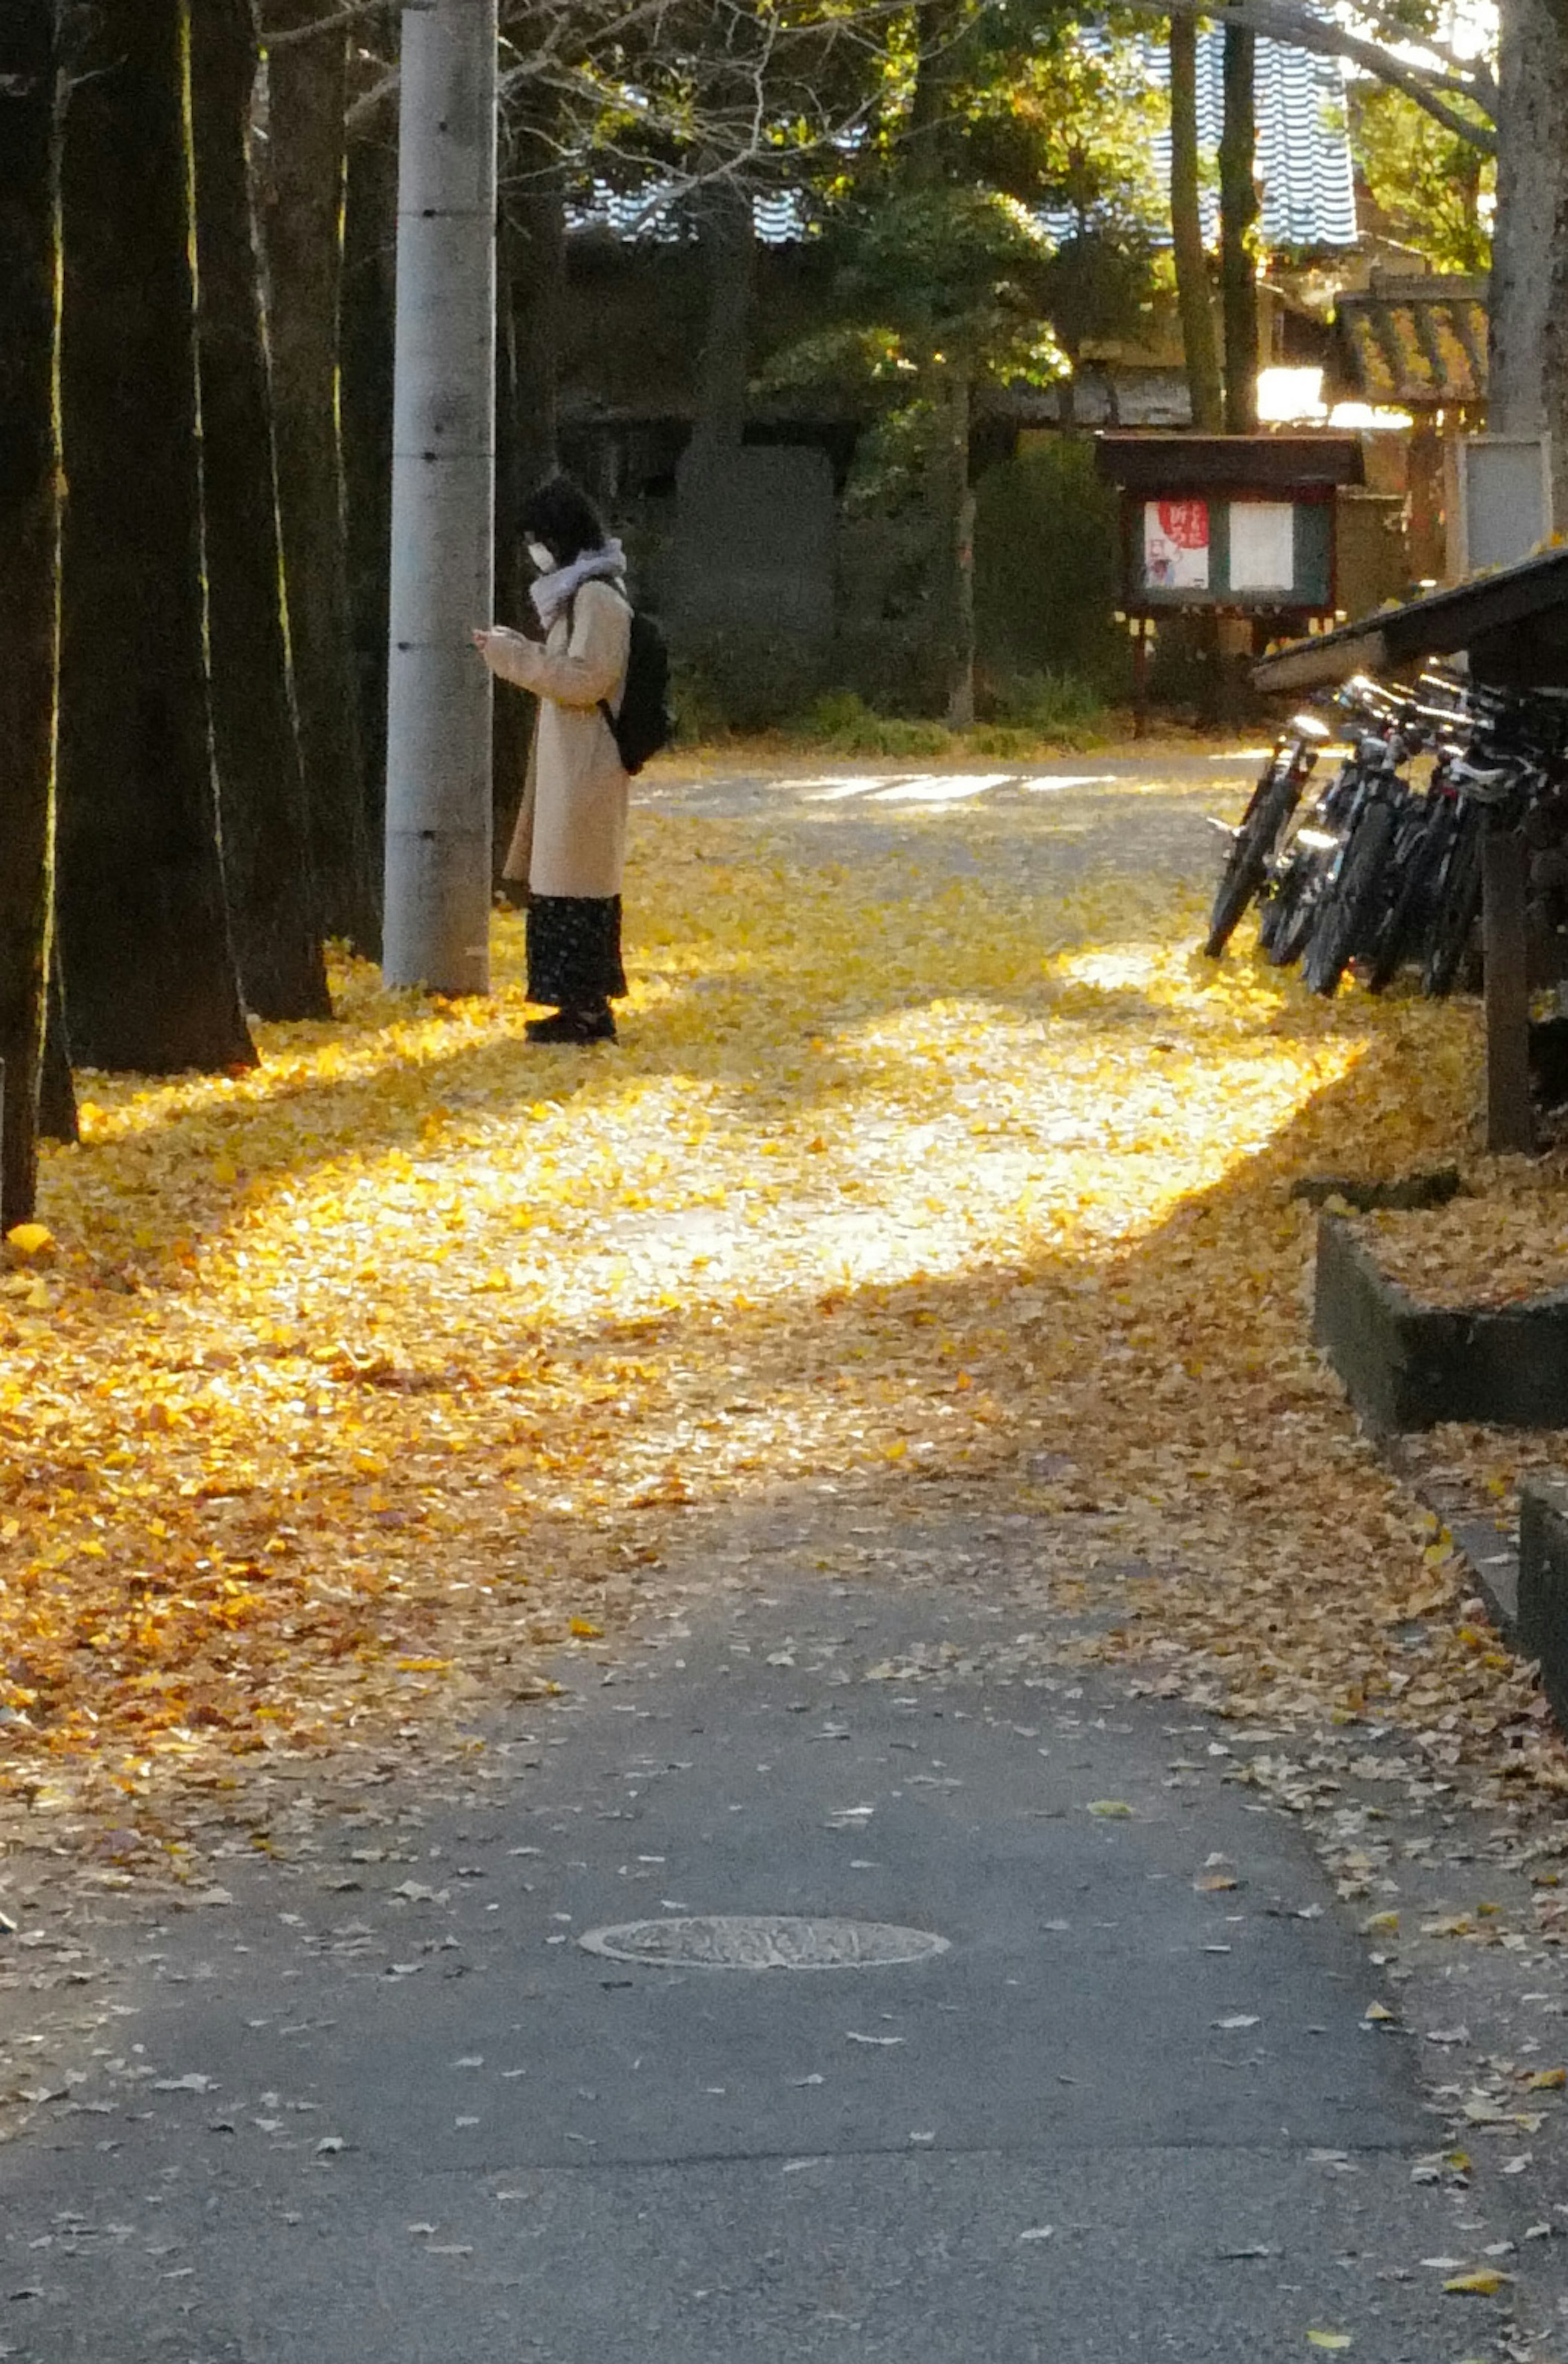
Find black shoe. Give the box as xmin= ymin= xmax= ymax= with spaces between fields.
xmin=526 ymin=1006 xmax=616 ymax=1044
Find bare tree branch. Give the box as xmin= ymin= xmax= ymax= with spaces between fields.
xmin=266 ymin=0 xmax=403 ymax=52
xmin=1154 ymin=0 xmax=1494 ymax=149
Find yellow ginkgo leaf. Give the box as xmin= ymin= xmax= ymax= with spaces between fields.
xmin=1086 ymin=1800 xmax=1134 ymax=1818
xmin=5 ymin=1222 xmax=53 ymax=1258
xmin=1306 ymin=2331 xmax=1353 ymax=2348
xmin=570 ymin=1618 xmax=604 ymax=1639
xmin=1443 ymin=2271 xmax=1509 ymax=2296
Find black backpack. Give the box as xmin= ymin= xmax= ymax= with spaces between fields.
xmin=600 ymin=607 xmax=675 ymax=776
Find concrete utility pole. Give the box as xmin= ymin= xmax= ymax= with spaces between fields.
xmin=382 ymin=0 xmax=497 ymax=993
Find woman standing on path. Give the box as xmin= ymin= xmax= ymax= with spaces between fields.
xmin=474 ymin=478 xmax=632 ymax=1044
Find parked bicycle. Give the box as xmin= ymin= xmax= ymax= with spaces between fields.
xmin=1204 ymin=666 xmax=1568 ymax=1001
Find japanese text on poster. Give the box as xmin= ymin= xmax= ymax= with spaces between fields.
xmin=1144 ymin=499 xmax=1209 ymax=590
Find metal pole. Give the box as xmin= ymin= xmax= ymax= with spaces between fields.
xmin=382 ymin=0 xmax=497 ymax=994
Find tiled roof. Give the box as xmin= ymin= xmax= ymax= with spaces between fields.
xmin=569 ymin=183 xmax=807 ymax=244
xmin=572 ymin=20 xmax=1359 ymax=254
xmin=1332 ymin=276 xmax=1488 ymax=405
xmin=1135 ymin=26 xmax=1359 ymax=250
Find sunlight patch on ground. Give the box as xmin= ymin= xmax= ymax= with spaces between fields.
xmin=5 ymin=783 xmax=1528 ymax=1828
xmin=869 ymin=773 xmax=1013 ymax=805
xmin=799 ymin=776 xmax=902 ymax=801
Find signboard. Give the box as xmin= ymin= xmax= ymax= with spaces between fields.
xmin=1446 ymin=437 xmax=1554 ymax=580
xmin=1144 ymin=499 xmax=1209 ymax=589
xmin=1131 ymin=498 xmax=1332 ymax=608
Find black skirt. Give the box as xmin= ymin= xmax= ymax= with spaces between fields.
xmin=526 ymin=894 xmax=627 ymax=1010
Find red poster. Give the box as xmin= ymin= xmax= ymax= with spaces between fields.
xmin=1145 ymin=499 xmax=1210 ymax=589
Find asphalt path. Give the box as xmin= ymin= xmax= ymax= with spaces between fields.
xmin=634 ymin=746 xmax=1259 ymax=887
xmin=0 ymin=1538 xmax=1496 ymax=2363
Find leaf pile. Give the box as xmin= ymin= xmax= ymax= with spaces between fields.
xmin=1363 ymin=1170 xmax=1568 ymax=1311
xmin=4 ymin=774 xmax=1561 ymax=1855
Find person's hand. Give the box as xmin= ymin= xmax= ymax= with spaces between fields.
xmin=472 ymin=626 xmax=492 ymax=652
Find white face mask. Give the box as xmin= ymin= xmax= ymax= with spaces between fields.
xmin=526 ymin=541 xmax=555 ymax=573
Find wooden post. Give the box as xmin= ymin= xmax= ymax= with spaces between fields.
xmin=1133 ymin=620 xmax=1149 ymax=740
xmin=1484 ymin=825 xmax=1535 ymax=1153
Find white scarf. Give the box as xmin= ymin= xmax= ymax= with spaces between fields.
xmin=530 ymin=538 xmax=627 ymax=630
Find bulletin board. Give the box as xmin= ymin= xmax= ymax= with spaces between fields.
xmin=1133 ymin=494 xmax=1334 ymax=610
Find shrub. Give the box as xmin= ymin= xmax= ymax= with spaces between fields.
xmin=792 ymin=691 xmax=952 ymax=757
xmin=665 ymin=657 xmax=736 ymax=746
xmin=987 ymin=666 xmax=1107 ymax=736
xmin=973 ymin=438 xmax=1131 ymax=701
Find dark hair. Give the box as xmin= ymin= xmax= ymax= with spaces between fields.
xmin=520 ymin=475 xmax=608 ymax=566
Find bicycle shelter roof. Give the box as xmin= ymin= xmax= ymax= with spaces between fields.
xmin=1253 ymin=545 xmax=1568 ymax=694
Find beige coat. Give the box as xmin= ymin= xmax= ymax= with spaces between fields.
xmin=484 ymin=578 xmax=632 ymax=899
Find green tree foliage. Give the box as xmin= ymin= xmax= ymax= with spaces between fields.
xmin=764 ymin=6 xmax=1164 ymax=715
xmin=964 ymin=12 xmax=1164 ymax=246
xmin=967 ymin=10 xmax=1165 ymax=373
xmin=1351 ymin=80 xmax=1494 ymax=270
xmin=813 ymin=181 xmax=1067 ymax=386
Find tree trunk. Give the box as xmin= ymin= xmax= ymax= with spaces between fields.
xmin=946 ymin=368 xmax=976 ymax=730
xmin=57 ymin=0 xmax=255 ymax=1076
xmin=506 ymin=101 xmax=565 ymax=502
xmin=492 ymin=209 xmax=530 ymax=873
xmin=490 ymin=109 xmax=564 ymax=869
xmin=1169 ymin=8 xmax=1223 ymax=432
xmin=909 ymin=6 xmax=975 ymax=723
xmin=381 ymin=0 xmax=498 ymax=994
xmin=1220 ymin=15 xmax=1260 ymax=433
xmin=192 ymin=0 xmax=331 ymax=1021
xmin=909 ymin=0 xmax=963 ymax=183
xmin=342 ymin=115 xmax=399 ymax=870
xmin=0 ymin=0 xmax=62 ymax=1225
xmin=38 ymin=948 xmax=77 ymax=1146
xmin=1058 ymin=343 xmax=1079 ymax=429
xmin=686 ymin=177 xmax=756 ymax=476
xmin=261 ymin=0 xmax=377 ymax=953
xmin=1490 ymin=0 xmax=1568 ymax=523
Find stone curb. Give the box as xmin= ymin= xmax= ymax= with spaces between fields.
xmin=1381 ymin=1432 xmax=1520 ymax=1639
xmin=1310 ymin=1210 xmax=1568 ymax=1720
xmin=1314 ymin=1210 xmax=1568 ymax=1431
xmin=1519 ymin=1477 xmax=1568 ymax=1728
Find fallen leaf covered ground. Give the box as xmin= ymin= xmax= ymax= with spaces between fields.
xmin=5 ymin=753 xmax=1567 ymax=1870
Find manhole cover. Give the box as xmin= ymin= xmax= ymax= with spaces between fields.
xmin=579 ymin=1915 xmax=949 ymax=1969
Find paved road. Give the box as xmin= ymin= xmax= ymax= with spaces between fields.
xmin=0 ymin=749 xmax=1530 ymax=2362
xmin=636 ymin=747 xmax=1258 ymax=885
xmin=0 ymin=1517 xmax=1504 ymax=2364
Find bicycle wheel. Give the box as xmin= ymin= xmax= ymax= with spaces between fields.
xmin=1263 ymin=845 xmax=1324 ymax=966
xmin=1421 ymin=809 xmax=1485 ymax=998
xmin=1302 ymin=800 xmax=1396 ymax=997
xmin=1204 ymin=775 xmax=1296 ymax=958
xmin=1366 ymin=804 xmax=1454 ymax=993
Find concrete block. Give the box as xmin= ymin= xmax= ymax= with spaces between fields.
xmin=1313 ymin=1212 xmax=1568 ymax=1430
xmin=1519 ymin=1478 xmax=1568 ymax=1725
